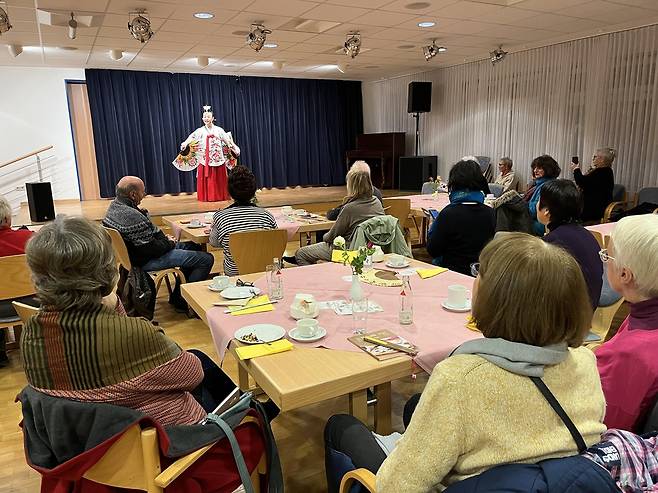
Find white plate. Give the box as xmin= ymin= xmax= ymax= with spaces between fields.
xmin=234 ymin=324 xmax=286 ymax=344
xmin=441 ymin=300 xmax=471 ymax=313
xmin=220 ymin=286 xmax=262 ymax=299
xmin=386 ymin=260 xmax=410 ymax=269
xmin=289 ymin=326 xmax=327 ymax=343
xmin=187 ymin=223 xmax=205 ymax=229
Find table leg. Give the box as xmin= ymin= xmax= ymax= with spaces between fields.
xmin=374 ymin=383 xmax=392 ymax=434
xmin=238 ymin=363 xmax=250 ymax=391
xmin=348 ymin=389 xmax=368 ymax=424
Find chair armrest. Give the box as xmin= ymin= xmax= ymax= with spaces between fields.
xmin=340 ymin=468 xmax=377 ymax=493
xmin=602 ymin=201 xmax=632 ymax=223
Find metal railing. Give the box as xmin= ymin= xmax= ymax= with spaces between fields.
xmin=0 ymin=145 xmax=55 ymax=212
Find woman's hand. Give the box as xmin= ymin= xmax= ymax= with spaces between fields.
xmin=570 ymin=161 xmax=580 ymax=172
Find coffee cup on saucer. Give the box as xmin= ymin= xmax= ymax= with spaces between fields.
xmin=189 ymin=218 xmax=202 ymax=227
xmin=372 ymin=245 xmax=385 ymax=262
xmin=389 ymin=254 xmax=406 ymax=267
xmin=211 ymin=275 xmax=230 ymax=290
xmin=296 ymin=318 xmax=320 ymax=338
xmin=446 ymin=284 xmax=470 ymax=309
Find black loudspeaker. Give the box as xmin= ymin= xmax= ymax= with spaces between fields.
xmin=26 ymin=182 xmax=56 ymax=222
xmin=399 ymin=156 xmax=438 ymax=191
xmin=407 ymin=81 xmax=432 ymax=113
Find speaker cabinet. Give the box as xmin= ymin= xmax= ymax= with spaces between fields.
xmin=407 ymin=81 xmax=432 ymax=113
xmin=399 ymin=156 xmax=438 ymax=191
xmin=26 ymin=182 xmax=56 ymax=223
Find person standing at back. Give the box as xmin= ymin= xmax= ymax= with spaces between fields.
xmin=570 ymin=148 xmax=615 ymax=223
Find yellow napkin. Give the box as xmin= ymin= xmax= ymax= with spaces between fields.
xmin=417 ymin=267 xmax=448 ymax=279
xmin=228 ymin=295 xmax=274 ymax=316
xmin=332 ymin=249 xmax=359 ymax=263
xmin=465 ymin=316 xmax=480 ymax=332
xmin=235 ymin=339 xmax=294 ymax=360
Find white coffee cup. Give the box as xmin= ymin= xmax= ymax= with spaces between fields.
xmin=212 ymin=275 xmax=230 ymax=289
xmin=296 ymin=318 xmax=320 ymax=338
xmin=189 ymin=218 xmax=201 ymax=227
xmin=372 ymin=245 xmax=385 ymax=262
xmin=447 ymin=285 xmax=470 ymax=308
xmin=390 ymin=254 xmax=405 ymax=266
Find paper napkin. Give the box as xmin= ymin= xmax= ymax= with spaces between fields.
xmin=228 ymin=295 xmax=274 ymax=316
xmin=465 ymin=316 xmax=480 ymax=332
xmin=416 ymin=267 xmax=448 ymax=279
xmin=331 ymin=249 xmax=359 ymax=263
xmin=235 ymin=339 xmax=294 ymax=360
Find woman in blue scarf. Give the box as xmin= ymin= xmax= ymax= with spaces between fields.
xmin=525 ymin=155 xmax=561 ymax=235
xmin=427 ymin=159 xmax=495 ymax=275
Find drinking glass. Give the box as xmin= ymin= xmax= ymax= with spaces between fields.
xmin=352 ymin=296 xmax=368 ymax=335
xmin=363 ymin=254 xmax=373 ymax=273
xmin=265 ymin=264 xmax=275 ymax=298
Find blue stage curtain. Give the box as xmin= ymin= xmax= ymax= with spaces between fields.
xmin=85 ymin=69 xmax=363 ymax=197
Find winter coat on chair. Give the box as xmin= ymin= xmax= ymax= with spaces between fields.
xmin=349 ymin=215 xmax=412 ymax=257
xmin=493 ymin=190 xmax=535 ymax=235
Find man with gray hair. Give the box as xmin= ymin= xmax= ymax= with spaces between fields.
xmin=493 ymin=157 xmax=520 ymax=192
xmin=102 ymin=176 xmax=213 ymax=310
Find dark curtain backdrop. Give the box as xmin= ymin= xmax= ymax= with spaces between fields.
xmin=85 ymin=69 xmax=363 ymax=198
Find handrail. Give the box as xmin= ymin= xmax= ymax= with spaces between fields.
xmin=0 ymin=145 xmax=54 ymax=169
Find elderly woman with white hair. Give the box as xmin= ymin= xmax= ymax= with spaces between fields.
xmin=570 ymin=148 xmax=615 ymax=222
xmin=596 ymin=214 xmax=658 ymax=432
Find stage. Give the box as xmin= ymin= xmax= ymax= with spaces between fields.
xmin=13 ymin=186 xmax=410 ymax=226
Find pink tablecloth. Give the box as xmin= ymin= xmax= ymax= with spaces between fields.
xmin=586 ymin=222 xmax=616 ymax=237
xmin=268 ymin=207 xmax=302 ymax=240
xmin=205 ymin=262 xmax=480 ymax=374
xmin=169 ymin=214 xmax=210 ymax=240
xmin=397 ymin=193 xmax=450 ymax=212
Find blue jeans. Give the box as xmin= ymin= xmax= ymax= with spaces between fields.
xmin=142 ymin=242 xmax=213 ymax=283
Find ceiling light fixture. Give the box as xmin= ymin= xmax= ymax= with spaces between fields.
xmin=490 ymin=45 xmax=507 ymax=65
xmin=343 ymin=32 xmax=361 ymax=58
xmin=68 ymin=12 xmax=77 ymax=40
xmin=246 ymin=24 xmax=271 ymax=52
xmin=128 ymin=9 xmax=154 ymax=43
xmin=197 ymin=55 xmax=209 ymax=67
xmin=423 ymin=40 xmax=445 ymax=61
xmin=8 ymin=43 xmax=21 ymax=57
xmin=417 ymin=21 xmax=435 ymax=28
xmin=263 ymin=42 xmax=278 ymax=48
xmin=0 ymin=5 xmax=12 ymax=34
xmin=193 ymin=12 xmax=214 ymax=19
xmin=109 ymin=49 xmax=123 ymax=60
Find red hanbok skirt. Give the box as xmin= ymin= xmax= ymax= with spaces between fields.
xmin=197 ymin=165 xmax=229 ymax=202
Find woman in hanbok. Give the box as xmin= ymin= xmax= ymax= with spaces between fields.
xmin=180 ymin=106 xmax=240 ymax=202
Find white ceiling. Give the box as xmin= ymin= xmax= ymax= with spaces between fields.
xmin=1 ymin=0 xmax=658 ymax=80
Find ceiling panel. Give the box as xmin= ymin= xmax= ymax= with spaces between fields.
xmin=350 ymin=10 xmax=418 ymax=27
xmin=243 ymin=0 xmax=320 ymax=17
xmin=302 ymin=4 xmax=371 ymax=22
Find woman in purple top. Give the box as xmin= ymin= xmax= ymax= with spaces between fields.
xmin=537 ymin=179 xmax=603 ymax=309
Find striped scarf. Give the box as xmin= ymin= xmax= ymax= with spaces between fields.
xmin=21 ymin=305 xmax=181 ymax=390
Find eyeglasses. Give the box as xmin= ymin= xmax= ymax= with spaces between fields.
xmin=598 ymin=249 xmax=615 ymax=263
xmin=236 ymin=279 xmax=254 ymax=287
xmin=470 ymin=262 xmax=480 ymax=277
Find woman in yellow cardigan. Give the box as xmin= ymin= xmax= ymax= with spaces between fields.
xmin=325 ymin=233 xmax=606 ymax=492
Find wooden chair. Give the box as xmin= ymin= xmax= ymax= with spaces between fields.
xmin=229 ymin=229 xmax=288 ymax=275
xmin=340 ymin=468 xmax=376 ymax=493
xmin=81 ymin=415 xmax=266 ymax=493
xmin=0 ymin=254 xmax=36 ymax=350
xmin=588 ymin=297 xmax=625 ymax=350
xmin=103 ymin=227 xmax=186 ymax=296
xmin=11 ymin=301 xmax=38 ymax=324
xmin=589 ymin=230 xmax=604 ymax=249
xmin=382 ymin=198 xmax=412 ymax=245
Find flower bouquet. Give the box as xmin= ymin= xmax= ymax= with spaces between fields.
xmin=332 ymin=236 xmax=376 ymax=275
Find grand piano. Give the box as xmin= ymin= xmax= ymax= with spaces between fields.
xmin=345 ymin=132 xmax=405 ymax=189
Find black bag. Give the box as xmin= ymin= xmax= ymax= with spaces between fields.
xmin=117 ymin=265 xmax=156 ymax=320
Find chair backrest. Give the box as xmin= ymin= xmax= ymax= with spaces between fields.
xmin=0 ymin=254 xmax=35 ymax=301
xmin=382 ymin=198 xmax=411 ymax=226
xmin=488 ymin=183 xmax=504 ymax=198
xmin=637 ymin=187 xmax=658 ymax=206
xmin=229 ymin=229 xmax=288 ymax=275
xmin=103 ymin=226 xmax=132 ymax=271
xmin=420 ymin=182 xmax=435 ymax=195
xmin=12 ymin=301 xmax=39 ymax=324
xmin=612 ymin=184 xmax=626 ymax=202
xmin=475 ymin=156 xmax=493 ymax=182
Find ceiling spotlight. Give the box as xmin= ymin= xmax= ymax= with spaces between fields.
xmin=8 ymin=44 xmax=22 ymax=57
xmin=109 ymin=49 xmax=123 ymax=60
xmin=193 ymin=12 xmax=214 ymax=19
xmin=344 ymin=32 xmax=361 ymax=59
xmin=68 ymin=12 xmax=77 ymax=40
xmin=0 ymin=5 xmax=12 ymax=34
xmin=128 ymin=9 xmax=154 ymax=43
xmin=423 ymin=40 xmax=445 ymax=61
xmin=417 ymin=21 xmax=435 ymax=28
xmin=246 ymin=24 xmax=271 ymax=52
xmin=490 ymin=46 xmax=508 ymax=65
xmin=197 ymin=55 xmax=209 ymax=67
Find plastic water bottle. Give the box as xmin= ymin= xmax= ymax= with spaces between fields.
xmin=270 ymin=257 xmax=284 ymax=300
xmin=399 ymin=274 xmax=413 ymax=325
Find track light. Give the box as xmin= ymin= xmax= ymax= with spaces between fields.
xmin=0 ymin=5 xmax=12 ymax=34
xmin=197 ymin=55 xmax=209 ymax=67
xmin=109 ymin=49 xmax=123 ymax=60
xmin=343 ymin=32 xmax=361 ymax=59
xmin=128 ymin=9 xmax=154 ymax=43
xmin=490 ymin=46 xmax=507 ymax=65
xmin=422 ymin=40 xmax=445 ymax=61
xmin=246 ymin=24 xmax=271 ymax=52
xmin=68 ymin=12 xmax=77 ymax=40
xmin=8 ymin=44 xmax=21 ymax=57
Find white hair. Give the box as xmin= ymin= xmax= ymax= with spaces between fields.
xmin=350 ymin=160 xmax=371 ymax=175
xmin=0 ymin=195 xmax=12 ymax=227
xmin=611 ymin=214 xmax=658 ymax=297
xmin=596 ymin=147 xmax=616 ymax=166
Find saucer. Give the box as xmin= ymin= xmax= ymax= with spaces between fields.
xmin=289 ymin=326 xmax=326 ymax=343
xmin=208 ymin=283 xmax=230 ymax=292
xmin=441 ymin=300 xmax=471 ymax=313
xmin=386 ymin=260 xmax=410 ymax=269
xmin=188 ymin=223 xmax=205 ymax=229
xmin=372 ymin=256 xmax=385 ymax=263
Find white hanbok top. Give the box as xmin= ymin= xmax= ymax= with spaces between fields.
xmin=181 ymin=124 xmax=240 ymax=168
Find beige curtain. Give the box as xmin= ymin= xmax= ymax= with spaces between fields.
xmin=363 ymin=24 xmax=658 ymax=193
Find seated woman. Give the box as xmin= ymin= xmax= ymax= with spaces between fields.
xmin=209 ymin=165 xmax=277 ymax=276
xmin=292 ymin=168 xmax=384 ymax=265
xmin=426 ymin=159 xmax=495 ymax=275
xmin=537 ymin=179 xmax=603 ymax=309
xmin=21 ymin=216 xmax=239 ymax=426
xmin=325 ymin=233 xmax=605 ymax=492
xmin=570 ymin=148 xmax=615 ymax=223
xmin=596 ymin=214 xmax=658 ymax=432
xmin=524 ymin=155 xmax=561 ymax=236
xmin=326 ymin=161 xmax=383 ymax=221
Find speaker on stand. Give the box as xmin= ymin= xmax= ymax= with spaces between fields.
xmin=407 ymin=81 xmax=432 ymax=155
xmin=25 ymin=182 xmax=56 ymax=222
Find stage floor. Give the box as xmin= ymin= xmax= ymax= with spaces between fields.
xmin=14 ymin=186 xmax=409 ymax=226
